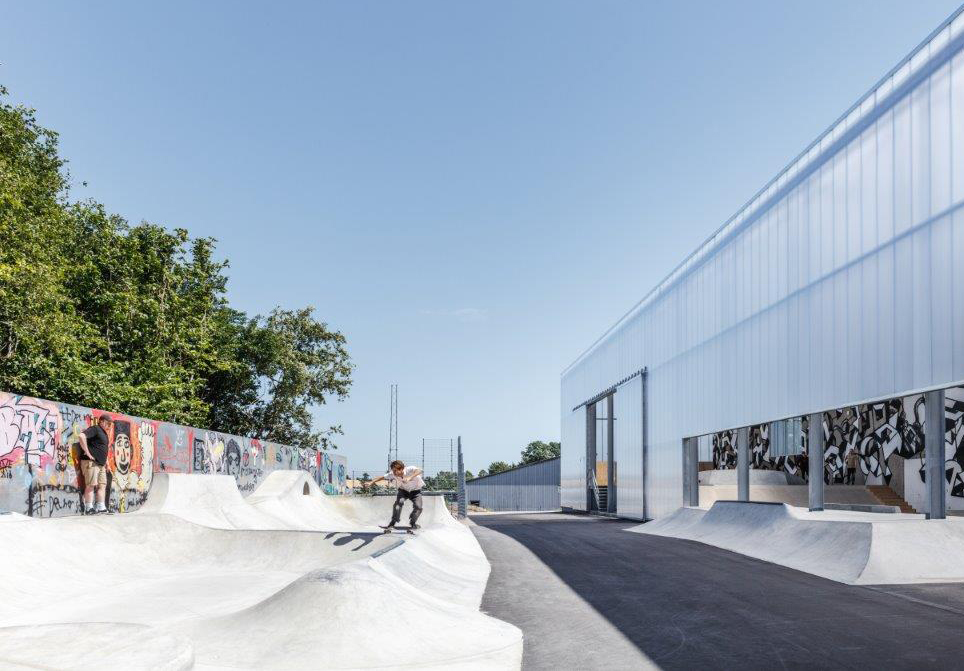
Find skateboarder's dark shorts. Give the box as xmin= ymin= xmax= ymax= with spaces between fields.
xmin=390 ymin=488 xmax=423 ymax=527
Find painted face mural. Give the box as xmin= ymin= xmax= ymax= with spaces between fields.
xmin=226 ymin=440 xmax=242 ymax=477
xmin=114 ymin=421 xmax=133 ymax=476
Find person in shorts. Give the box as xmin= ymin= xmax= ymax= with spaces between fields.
xmin=370 ymin=460 xmax=424 ymax=531
xmin=78 ymin=415 xmax=112 ymax=514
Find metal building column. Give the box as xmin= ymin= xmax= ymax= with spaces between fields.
xmin=641 ymin=369 xmax=648 ymax=520
xmin=737 ymin=427 xmax=750 ymax=502
xmin=925 ymin=389 xmax=946 ymax=520
xmin=808 ymin=413 xmax=825 ymax=511
xmin=682 ymin=437 xmax=699 ymax=507
xmin=606 ymin=394 xmax=615 ymax=513
xmin=586 ymin=403 xmax=597 ymax=512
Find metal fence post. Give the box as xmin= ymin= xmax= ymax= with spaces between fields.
xmin=457 ymin=436 xmax=466 ymax=518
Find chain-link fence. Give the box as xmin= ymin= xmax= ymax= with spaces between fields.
xmin=350 ymin=437 xmax=466 ymax=519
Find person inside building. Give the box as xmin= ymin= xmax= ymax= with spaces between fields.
xmin=844 ymin=448 xmax=860 ymax=485
xmin=369 ymin=460 xmax=424 ymax=532
xmin=77 ymin=415 xmax=112 ymax=514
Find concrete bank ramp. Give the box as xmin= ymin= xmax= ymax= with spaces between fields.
xmin=698 ymin=469 xmax=788 ymax=485
xmin=0 ymin=473 xmax=522 ymax=669
xmin=136 ymin=472 xmax=292 ymax=529
xmin=630 ymin=501 xmax=964 ymax=585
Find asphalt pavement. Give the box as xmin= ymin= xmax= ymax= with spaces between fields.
xmin=470 ymin=512 xmax=964 ymax=670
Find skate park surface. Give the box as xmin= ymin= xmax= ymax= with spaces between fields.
xmin=630 ymin=499 xmax=964 ymax=584
xmin=0 ymin=472 xmax=522 ymax=670
xmin=471 ymin=512 xmax=964 ymax=670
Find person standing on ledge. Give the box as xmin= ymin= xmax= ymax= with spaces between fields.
xmin=369 ymin=460 xmax=424 ymax=533
xmin=78 ymin=415 xmax=112 ymax=514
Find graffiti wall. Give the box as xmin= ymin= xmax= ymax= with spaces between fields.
xmin=709 ymin=386 xmax=964 ymax=509
xmin=0 ymin=391 xmax=349 ymax=517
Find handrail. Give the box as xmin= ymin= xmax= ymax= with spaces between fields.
xmin=587 ymin=467 xmax=601 ymax=511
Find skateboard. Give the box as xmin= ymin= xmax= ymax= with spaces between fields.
xmin=380 ymin=525 xmax=418 ymax=535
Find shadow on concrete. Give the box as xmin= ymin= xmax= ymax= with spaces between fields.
xmin=471 ymin=513 xmax=964 ymax=670
xmin=324 ymin=531 xmax=381 ymax=550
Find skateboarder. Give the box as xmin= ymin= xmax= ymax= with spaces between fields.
xmin=370 ymin=460 xmax=424 ymax=533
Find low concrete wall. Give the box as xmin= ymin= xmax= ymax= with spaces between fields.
xmin=0 ymin=391 xmax=348 ymax=517
xmin=699 ymin=469 xmax=788 ymax=486
xmin=698 ymin=484 xmax=883 ymax=508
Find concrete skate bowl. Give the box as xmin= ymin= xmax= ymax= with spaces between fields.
xmin=631 ymin=500 xmax=964 ymax=585
xmin=0 ymin=473 xmax=522 ymax=669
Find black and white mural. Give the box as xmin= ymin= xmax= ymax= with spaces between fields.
xmin=710 ymin=386 xmax=964 ymax=506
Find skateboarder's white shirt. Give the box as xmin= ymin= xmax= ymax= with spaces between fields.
xmin=384 ymin=466 xmax=424 ymax=491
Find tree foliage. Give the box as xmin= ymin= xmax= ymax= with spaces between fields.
xmin=520 ymin=440 xmax=561 ymax=464
xmin=487 ymin=461 xmax=512 ymax=475
xmin=0 ymin=87 xmax=352 ymax=447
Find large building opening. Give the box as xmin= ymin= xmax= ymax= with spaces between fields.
xmin=586 ymin=393 xmax=616 ymax=514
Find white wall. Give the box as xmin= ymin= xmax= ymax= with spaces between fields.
xmin=562 ymin=9 xmax=964 ymax=520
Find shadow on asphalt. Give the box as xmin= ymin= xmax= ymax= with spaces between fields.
xmin=472 ymin=512 xmax=964 ymax=670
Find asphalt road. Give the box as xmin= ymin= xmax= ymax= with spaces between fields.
xmin=470 ymin=512 xmax=964 ymax=670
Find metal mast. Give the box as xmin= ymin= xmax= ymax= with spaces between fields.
xmin=387 ymin=384 xmax=398 ymax=467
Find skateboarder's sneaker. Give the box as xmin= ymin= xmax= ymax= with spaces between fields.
xmin=411 ymin=524 xmax=421 ymax=530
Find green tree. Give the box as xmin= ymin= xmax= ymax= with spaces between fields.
xmin=477 ymin=469 xmax=487 ymax=478
xmin=487 ymin=461 xmax=512 ymax=475
xmin=0 ymin=87 xmax=352 ymax=445
xmin=464 ymin=470 xmax=474 ymax=480
xmin=425 ymin=471 xmax=456 ymax=490
xmin=0 ymin=86 xmax=93 ymax=403
xmin=520 ymin=440 xmax=561 ymax=465
xmin=204 ymin=307 xmax=352 ymax=449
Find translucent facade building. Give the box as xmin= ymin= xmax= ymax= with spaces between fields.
xmin=561 ymin=7 xmax=964 ymax=521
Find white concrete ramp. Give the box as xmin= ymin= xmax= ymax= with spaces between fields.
xmin=0 ymin=473 xmax=522 ymax=669
xmin=698 ymin=469 xmax=789 ymax=485
xmin=630 ymin=501 xmax=964 ymax=585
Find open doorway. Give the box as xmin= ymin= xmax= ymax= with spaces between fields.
xmin=586 ymin=393 xmax=616 ymax=514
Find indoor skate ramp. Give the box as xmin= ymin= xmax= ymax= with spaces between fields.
xmin=0 ymin=474 xmax=522 ymax=669
xmin=630 ymin=501 xmax=964 ymax=585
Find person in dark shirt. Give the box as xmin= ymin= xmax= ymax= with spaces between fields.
xmin=78 ymin=415 xmax=113 ymax=514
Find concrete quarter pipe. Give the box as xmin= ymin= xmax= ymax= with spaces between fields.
xmin=631 ymin=500 xmax=964 ymax=585
xmin=0 ymin=472 xmax=522 ymax=669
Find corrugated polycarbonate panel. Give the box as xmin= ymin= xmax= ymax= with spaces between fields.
xmin=561 ymin=12 xmax=964 ymax=520
xmin=560 ymin=407 xmax=586 ymax=510
xmin=465 ymin=458 xmax=560 ymax=512
xmin=614 ymin=376 xmax=644 ymax=519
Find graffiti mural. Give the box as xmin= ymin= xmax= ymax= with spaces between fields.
xmin=708 ymin=386 xmax=964 ymax=502
xmin=711 ymin=431 xmax=737 ymax=470
xmin=943 ymin=388 xmax=964 ymax=498
xmin=0 ymin=391 xmax=350 ymax=517
xmin=156 ymin=424 xmax=192 ymax=473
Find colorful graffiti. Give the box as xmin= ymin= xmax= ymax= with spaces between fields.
xmin=0 ymin=391 xmax=350 ymax=516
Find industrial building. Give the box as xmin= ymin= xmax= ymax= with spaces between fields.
xmin=465 ymin=458 xmax=560 ymax=512
xmin=561 ymin=7 xmax=964 ymax=521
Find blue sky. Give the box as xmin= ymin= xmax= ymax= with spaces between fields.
xmin=3 ymin=1 xmax=961 ymax=475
